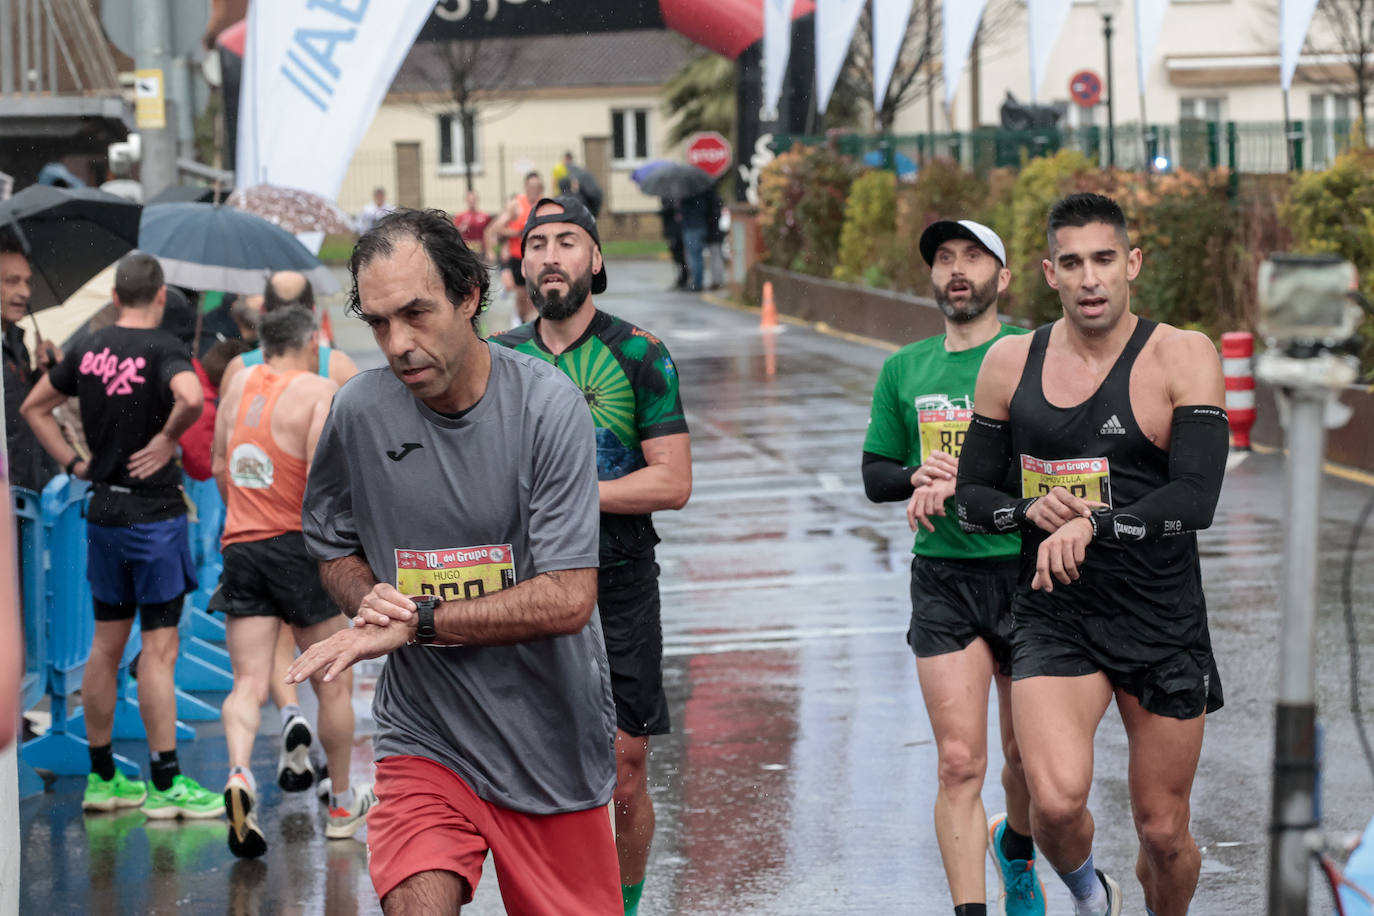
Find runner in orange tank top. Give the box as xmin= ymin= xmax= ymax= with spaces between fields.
xmin=210 ymin=306 xmax=374 ymax=859
xmin=487 ymin=171 xmax=545 ymax=326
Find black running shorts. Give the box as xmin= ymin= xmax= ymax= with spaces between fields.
xmin=506 ymin=256 xmax=526 ymax=287
xmin=598 ymin=555 xmax=669 ymax=737
xmin=1010 ymin=591 xmax=1224 ymax=720
xmin=907 ymin=555 xmax=1019 ymax=675
xmin=213 ymin=531 xmax=340 ymax=629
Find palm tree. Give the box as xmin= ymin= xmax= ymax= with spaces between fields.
xmin=662 ymin=52 xmax=737 ymax=146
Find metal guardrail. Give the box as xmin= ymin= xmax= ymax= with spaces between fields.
xmin=776 ymin=120 xmax=1373 ymax=176
xmin=14 ymin=473 xmax=235 ymax=785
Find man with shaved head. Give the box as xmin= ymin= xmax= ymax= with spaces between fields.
xmin=219 ymin=272 xmax=357 ymax=392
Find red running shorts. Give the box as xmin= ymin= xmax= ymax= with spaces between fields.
xmin=367 ymin=754 xmax=620 ymax=914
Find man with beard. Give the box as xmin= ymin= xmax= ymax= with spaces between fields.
xmin=862 ymin=220 xmax=1043 ymax=916
xmin=494 ymin=196 xmax=692 ymax=916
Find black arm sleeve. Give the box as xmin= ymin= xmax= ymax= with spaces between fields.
xmin=955 ymin=413 xmax=1038 ymax=534
xmin=1088 ymin=405 xmax=1229 ymax=542
xmin=862 ymin=451 xmax=916 ymax=503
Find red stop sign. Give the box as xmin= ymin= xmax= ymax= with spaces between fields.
xmin=686 ymin=131 xmax=733 ymax=180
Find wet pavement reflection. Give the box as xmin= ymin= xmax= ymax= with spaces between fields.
xmin=20 ymin=260 xmax=1374 ymax=914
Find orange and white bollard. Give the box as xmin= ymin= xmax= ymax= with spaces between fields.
xmin=1221 ymin=331 xmax=1255 ymax=450
xmin=760 ymin=281 xmax=779 ymax=331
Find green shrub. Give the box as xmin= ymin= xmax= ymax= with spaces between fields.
xmin=834 ymin=170 xmax=898 ymax=285
xmin=1283 ymin=148 xmax=1374 ymax=368
xmin=757 ymin=145 xmax=858 ymax=277
xmin=1007 ymin=150 xmax=1100 ymax=325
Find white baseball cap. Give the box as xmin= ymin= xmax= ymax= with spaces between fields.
xmin=918 ymin=219 xmax=1007 ymax=267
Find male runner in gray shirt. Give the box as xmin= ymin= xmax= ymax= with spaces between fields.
xmin=287 ymin=209 xmax=618 ymax=914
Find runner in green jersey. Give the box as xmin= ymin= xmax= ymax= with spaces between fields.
xmin=494 ymin=196 xmax=692 ymax=916
xmin=862 ymin=220 xmax=1043 ymax=916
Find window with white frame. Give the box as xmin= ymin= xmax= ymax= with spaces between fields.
xmin=1178 ymin=97 xmax=1224 ymax=123
xmin=612 ymin=109 xmax=650 ymax=164
xmin=438 ymin=111 xmax=480 ymax=174
xmin=1310 ymin=92 xmax=1356 ymax=124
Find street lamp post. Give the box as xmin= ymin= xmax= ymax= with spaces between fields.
xmin=1096 ymin=0 xmax=1121 ymax=168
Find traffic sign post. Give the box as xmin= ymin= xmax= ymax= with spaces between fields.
xmin=1069 ymin=70 xmax=1103 ymax=108
xmin=687 ymin=132 xmax=733 ymax=181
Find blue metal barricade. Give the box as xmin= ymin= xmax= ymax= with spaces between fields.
xmin=20 ymin=476 xmax=140 ymax=778
xmin=12 ymin=486 xmax=46 ymax=714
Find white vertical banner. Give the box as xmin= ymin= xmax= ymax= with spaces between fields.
xmin=237 ymin=0 xmax=436 ymax=199
xmin=1280 ymin=0 xmax=1321 ymax=90
xmin=816 ymin=0 xmax=866 ymax=115
xmin=942 ymin=0 xmax=988 ymax=110
xmin=873 ymin=0 xmax=915 ymax=112
xmin=1134 ymin=0 xmax=1168 ymax=91
xmin=1027 ymin=0 xmax=1073 ymax=102
xmin=763 ymin=0 xmax=796 ymax=120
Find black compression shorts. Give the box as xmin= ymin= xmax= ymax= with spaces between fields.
xmin=907 ymin=555 xmax=1018 ymax=676
xmin=93 ymin=595 xmax=184 ymax=632
xmin=212 ymin=531 xmax=341 ymax=629
xmin=598 ymin=555 xmax=669 ymax=737
xmin=505 ymin=256 xmax=526 ymax=287
xmin=1011 ymin=591 xmax=1224 ymax=719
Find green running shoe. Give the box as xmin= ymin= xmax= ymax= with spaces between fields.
xmin=82 ymin=770 xmax=148 ymax=812
xmin=142 ymin=774 xmax=227 ymax=820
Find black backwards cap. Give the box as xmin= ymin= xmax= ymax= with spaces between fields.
xmin=520 ymin=195 xmax=607 ymax=294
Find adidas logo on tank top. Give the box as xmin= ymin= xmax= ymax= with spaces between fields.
xmin=1098 ymin=415 xmax=1127 ymax=436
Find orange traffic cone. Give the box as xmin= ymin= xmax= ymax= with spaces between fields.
xmin=320 ymin=310 xmax=335 ymax=348
xmin=761 ymin=281 xmax=779 ymax=331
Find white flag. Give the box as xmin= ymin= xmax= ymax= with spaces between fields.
xmin=816 ymin=0 xmax=866 ymax=115
xmin=763 ymin=0 xmax=796 ymax=119
xmin=873 ymin=0 xmax=915 ymax=112
xmin=1027 ymin=0 xmax=1073 ymax=103
xmin=237 ymin=0 xmax=436 ymax=199
xmin=943 ymin=0 xmax=989 ymax=110
xmin=1280 ymin=0 xmax=1321 ymax=90
xmin=1134 ymin=0 xmax=1168 ymax=91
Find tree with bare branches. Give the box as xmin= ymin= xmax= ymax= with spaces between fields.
xmin=408 ymin=38 xmax=528 ymax=192
xmin=1314 ymin=0 xmax=1374 ymax=127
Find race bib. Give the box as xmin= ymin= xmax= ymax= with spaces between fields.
xmin=395 ymin=544 xmax=517 ymax=602
xmin=917 ymin=408 xmax=973 ymax=462
xmin=1019 ymin=455 xmax=1113 ymax=507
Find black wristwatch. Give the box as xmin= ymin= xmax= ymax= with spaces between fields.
xmin=65 ymin=455 xmax=80 ymax=476
xmin=413 ymin=595 xmax=438 ymax=645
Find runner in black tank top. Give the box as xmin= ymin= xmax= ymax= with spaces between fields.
xmin=1009 ymin=318 xmax=1222 ymax=720
xmin=953 ymin=194 xmax=1231 ymax=916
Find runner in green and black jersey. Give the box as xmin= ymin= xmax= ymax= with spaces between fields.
xmin=494 ymin=196 xmax=691 ymax=916
xmin=863 ymin=220 xmax=1043 ymax=916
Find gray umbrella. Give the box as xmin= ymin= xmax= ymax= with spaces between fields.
xmin=139 ymin=202 xmax=338 ymax=296
xmin=560 ymin=164 xmax=604 ymax=216
xmin=634 ymin=163 xmax=714 ymax=202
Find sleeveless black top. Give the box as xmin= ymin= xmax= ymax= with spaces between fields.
xmin=1008 ymin=318 xmax=1206 ymax=623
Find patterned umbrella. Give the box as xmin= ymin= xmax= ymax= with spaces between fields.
xmin=225 ymin=184 xmax=355 ymax=236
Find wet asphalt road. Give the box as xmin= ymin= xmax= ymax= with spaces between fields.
xmin=19 ymin=259 xmax=1374 ymax=914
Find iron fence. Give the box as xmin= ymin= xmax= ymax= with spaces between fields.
xmin=775 ymin=120 xmax=1374 ymax=178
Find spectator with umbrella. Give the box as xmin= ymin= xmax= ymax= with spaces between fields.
xmin=557 ymin=151 xmax=604 ymax=218
xmin=635 ymin=162 xmax=717 ymax=292
xmin=1 ymin=185 xmax=143 ymax=493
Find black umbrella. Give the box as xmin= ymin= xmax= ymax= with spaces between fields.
xmin=0 ymin=185 xmax=141 ymax=335
xmin=634 ymin=162 xmax=714 ymax=202
xmin=561 ymin=164 xmax=604 ymax=216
